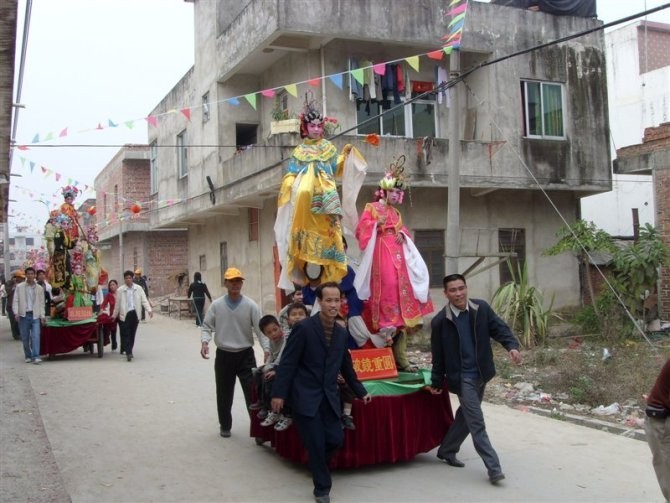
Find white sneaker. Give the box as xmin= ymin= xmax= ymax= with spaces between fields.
xmin=33 ymin=358 xmax=42 ymax=364
xmin=25 ymin=358 xmax=32 ymax=363
xmin=260 ymin=412 xmax=280 ymax=427
xmin=274 ymin=415 xmax=293 ymax=431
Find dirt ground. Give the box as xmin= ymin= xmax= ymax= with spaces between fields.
xmin=408 ymin=329 xmax=670 ymax=430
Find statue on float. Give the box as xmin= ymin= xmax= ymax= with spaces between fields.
xmin=354 ymin=156 xmax=433 ymax=366
xmin=43 ymin=185 xmax=100 ymax=318
xmin=274 ymin=104 xmax=367 ymax=290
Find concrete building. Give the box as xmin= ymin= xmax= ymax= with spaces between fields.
xmin=146 ymin=0 xmax=612 ymax=313
xmin=94 ymin=145 xmax=188 ymax=297
xmin=581 ymin=20 xmax=670 ymax=235
xmin=6 ymin=230 xmax=45 ymax=272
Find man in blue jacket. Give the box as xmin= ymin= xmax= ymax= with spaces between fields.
xmin=272 ymin=282 xmax=371 ymax=503
xmin=429 ymin=273 xmax=521 ymax=485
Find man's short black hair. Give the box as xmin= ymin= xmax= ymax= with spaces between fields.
xmin=287 ymin=302 xmax=308 ymax=317
xmin=24 ymin=267 xmax=35 ymax=274
xmin=36 ymin=269 xmax=46 ymax=275
xmin=443 ymin=273 xmax=466 ymax=289
xmin=315 ymin=281 xmax=341 ymax=300
xmin=259 ymin=314 xmax=280 ymax=333
xmin=123 ymin=270 xmax=134 ymax=279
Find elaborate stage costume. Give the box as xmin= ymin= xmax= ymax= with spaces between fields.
xmin=275 ymin=110 xmax=366 ymax=289
xmin=354 ymin=157 xmax=433 ymax=336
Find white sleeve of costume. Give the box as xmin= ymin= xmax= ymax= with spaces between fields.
xmin=353 ymin=229 xmax=377 ymax=300
xmin=401 ymin=231 xmax=430 ymax=303
xmin=340 ymin=147 xmax=368 ymax=245
xmin=274 ymin=172 xmax=303 ymax=290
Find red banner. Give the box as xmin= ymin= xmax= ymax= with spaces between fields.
xmin=350 ymin=348 xmax=398 ymax=381
xmin=67 ymin=306 xmax=93 ymax=321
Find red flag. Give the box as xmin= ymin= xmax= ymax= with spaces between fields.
xmin=180 ymin=108 xmax=191 ymax=121
xmin=146 ymin=116 xmax=158 ymax=127
xmin=427 ymin=50 xmax=444 ymax=60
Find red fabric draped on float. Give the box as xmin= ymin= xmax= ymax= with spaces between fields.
xmin=250 ymin=387 xmax=453 ymax=468
xmin=41 ymin=322 xmax=99 ymax=355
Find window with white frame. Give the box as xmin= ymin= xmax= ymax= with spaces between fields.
xmin=149 ymin=141 xmax=158 ymax=194
xmin=355 ymin=97 xmax=436 ymax=138
xmin=202 ymin=92 xmax=210 ymax=123
xmin=177 ymin=130 xmax=188 ymax=178
xmin=521 ymin=80 xmax=565 ymax=139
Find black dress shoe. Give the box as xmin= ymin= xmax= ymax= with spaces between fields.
xmin=437 ymin=453 xmax=465 ymax=467
xmin=127 ymin=353 xmax=133 ymax=362
xmin=489 ymin=472 xmax=505 ymax=484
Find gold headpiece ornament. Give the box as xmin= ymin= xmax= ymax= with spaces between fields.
xmin=378 ymin=155 xmax=406 ymax=191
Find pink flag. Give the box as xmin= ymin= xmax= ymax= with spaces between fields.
xmin=146 ymin=116 xmax=158 ymax=128
xmin=59 ymin=127 xmax=68 ymax=137
xmin=372 ymin=63 xmax=386 ymax=75
xmin=180 ymin=108 xmax=192 ymax=121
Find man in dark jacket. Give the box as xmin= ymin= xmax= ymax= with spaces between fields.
xmin=272 ymin=282 xmax=371 ymax=503
xmin=429 ymin=273 xmax=521 ymax=485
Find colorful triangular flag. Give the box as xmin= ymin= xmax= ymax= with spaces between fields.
xmin=244 ymin=93 xmax=257 ymax=110
xmin=328 ymin=74 xmax=343 ymax=89
xmin=284 ymin=84 xmax=298 ymax=97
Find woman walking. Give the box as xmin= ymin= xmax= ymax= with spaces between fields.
xmin=187 ymin=272 xmax=212 ymax=326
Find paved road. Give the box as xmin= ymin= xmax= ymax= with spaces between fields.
xmin=0 ymin=313 xmax=664 ymax=502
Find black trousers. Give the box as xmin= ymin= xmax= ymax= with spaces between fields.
xmin=214 ymin=347 xmax=256 ymax=431
xmin=119 ymin=310 xmax=140 ymax=355
xmin=294 ymin=399 xmax=344 ymax=497
xmin=193 ymin=298 xmax=205 ymax=326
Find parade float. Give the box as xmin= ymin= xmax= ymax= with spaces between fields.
xmin=40 ymin=186 xmax=109 ymax=358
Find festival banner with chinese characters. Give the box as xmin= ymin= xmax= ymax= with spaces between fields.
xmin=350 ymin=348 xmax=398 ymax=381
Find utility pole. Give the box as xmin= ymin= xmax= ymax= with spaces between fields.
xmin=445 ymin=50 xmax=462 ymax=275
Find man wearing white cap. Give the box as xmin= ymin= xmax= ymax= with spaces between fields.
xmin=200 ymin=267 xmax=269 ymax=438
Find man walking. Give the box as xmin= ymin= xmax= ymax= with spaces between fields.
xmin=113 ymin=270 xmax=152 ymax=361
xmin=13 ymin=267 xmax=46 ymax=364
xmin=6 ymin=271 xmax=23 ymax=340
xmin=133 ymin=268 xmax=149 ymax=321
xmin=429 ymin=273 xmax=521 ymax=484
xmin=644 ymin=357 xmax=670 ymax=501
xmin=200 ymin=267 xmax=269 ymax=438
xmin=272 ymin=282 xmax=372 ymax=503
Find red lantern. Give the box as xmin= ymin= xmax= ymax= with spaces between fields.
xmin=130 ymin=203 xmax=141 ymax=214
xmin=87 ymin=206 xmax=96 ymax=215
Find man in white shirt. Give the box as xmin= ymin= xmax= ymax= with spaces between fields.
xmin=113 ymin=270 xmax=152 ymax=361
xmin=13 ymin=267 xmax=46 ymax=364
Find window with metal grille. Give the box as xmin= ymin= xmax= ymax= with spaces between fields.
xmin=220 ymin=242 xmax=228 ymax=286
xmin=498 ymin=228 xmax=526 ymax=284
xmin=177 ymin=130 xmax=188 ymax=178
xmin=248 ymin=208 xmax=259 ymax=242
xmin=414 ymin=229 xmax=444 ymax=288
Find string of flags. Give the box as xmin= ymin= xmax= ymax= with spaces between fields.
xmin=16 ymin=0 xmax=469 ymax=149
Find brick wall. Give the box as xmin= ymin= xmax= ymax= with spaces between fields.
xmin=146 ymin=231 xmax=188 ymax=297
xmin=657 ymin=166 xmax=670 ymax=319
xmin=97 ymin=230 xmax=188 ymax=298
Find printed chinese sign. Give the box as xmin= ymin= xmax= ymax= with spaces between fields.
xmin=350 ymin=348 xmax=398 ymax=381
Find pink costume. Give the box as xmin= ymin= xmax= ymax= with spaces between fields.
xmin=355 ymin=200 xmax=433 ymax=332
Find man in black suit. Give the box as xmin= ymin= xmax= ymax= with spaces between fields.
xmin=272 ymin=282 xmax=371 ymax=503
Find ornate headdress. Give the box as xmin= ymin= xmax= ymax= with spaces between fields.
xmin=376 ymin=155 xmax=407 ymax=202
xmin=61 ymin=185 xmax=79 ymax=200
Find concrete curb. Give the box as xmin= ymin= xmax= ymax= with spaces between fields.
xmin=512 ymin=403 xmax=647 ymax=441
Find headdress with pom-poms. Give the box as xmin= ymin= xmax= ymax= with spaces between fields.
xmin=299 ymin=93 xmax=331 ymax=138
xmin=61 ymin=185 xmax=79 ymax=200
xmin=375 ymin=155 xmax=407 ymax=203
